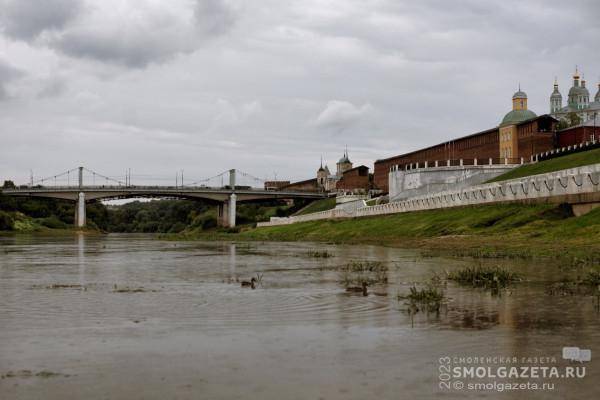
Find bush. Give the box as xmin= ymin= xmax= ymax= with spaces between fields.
xmin=38 ymin=216 xmax=68 ymax=229
xmin=0 ymin=211 xmax=14 ymax=230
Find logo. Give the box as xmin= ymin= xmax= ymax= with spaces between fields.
xmin=562 ymin=347 xmax=591 ymax=362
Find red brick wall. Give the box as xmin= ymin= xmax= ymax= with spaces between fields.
xmin=374 ymin=128 xmax=500 ymax=193
xmin=264 ymin=181 xmax=290 ymax=190
xmin=557 ymin=127 xmax=600 ymax=147
xmin=515 ymin=120 xmax=555 ymax=159
xmin=337 ymin=167 xmax=370 ymax=191
xmin=282 ymin=178 xmax=319 ymax=192
xmin=373 ymin=117 xmax=557 ymax=193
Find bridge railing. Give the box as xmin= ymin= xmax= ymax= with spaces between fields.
xmin=3 ymin=185 xmax=328 ymax=194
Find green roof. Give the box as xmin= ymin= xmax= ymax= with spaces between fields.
xmin=500 ymin=109 xmax=537 ymax=127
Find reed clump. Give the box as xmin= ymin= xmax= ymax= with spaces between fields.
xmin=448 ymin=266 xmax=520 ymax=289
xmin=339 ymin=261 xmax=388 ymax=286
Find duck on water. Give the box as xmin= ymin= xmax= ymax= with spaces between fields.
xmin=241 ymin=277 xmax=257 ymax=289
xmin=346 ymin=282 xmax=368 ymax=296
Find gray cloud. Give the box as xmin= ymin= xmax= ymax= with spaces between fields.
xmin=52 ymin=0 xmax=237 ymax=68
xmin=0 ymin=0 xmax=599 ymax=184
xmin=37 ymin=77 xmax=67 ymax=99
xmin=0 ymin=0 xmax=237 ymax=68
xmin=0 ymin=59 xmax=24 ymax=100
xmin=314 ymin=100 xmax=375 ymax=133
xmin=0 ymin=0 xmax=82 ymax=40
xmin=194 ymin=0 xmax=237 ymax=36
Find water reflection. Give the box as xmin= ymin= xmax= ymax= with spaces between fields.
xmin=1 ymin=235 xmax=599 ymax=399
xmin=77 ymin=233 xmax=85 ymax=286
xmin=228 ymin=243 xmax=237 ymax=282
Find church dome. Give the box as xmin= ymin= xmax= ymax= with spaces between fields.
xmin=338 ymin=155 xmax=350 ymax=163
xmin=568 ymin=85 xmax=589 ymax=98
xmin=512 ymin=90 xmax=527 ymax=100
xmin=500 ymin=109 xmax=537 ymax=126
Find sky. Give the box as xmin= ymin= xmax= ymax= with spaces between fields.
xmin=1 ymin=0 xmax=599 ymax=186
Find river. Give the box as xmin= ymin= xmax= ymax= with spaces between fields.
xmin=1 ymin=234 xmax=599 ymax=399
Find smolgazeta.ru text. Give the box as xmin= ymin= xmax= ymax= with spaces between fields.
xmin=452 ymin=366 xmax=585 ymax=379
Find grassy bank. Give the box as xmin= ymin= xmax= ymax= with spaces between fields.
xmin=178 ymin=203 xmax=600 ymax=263
xmin=488 ymin=147 xmax=600 ymax=183
xmin=294 ymin=197 xmax=336 ymax=215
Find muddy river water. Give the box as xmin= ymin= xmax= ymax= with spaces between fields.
xmin=1 ymin=234 xmax=599 ymax=399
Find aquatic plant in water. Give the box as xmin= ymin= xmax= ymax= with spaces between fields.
xmin=338 ymin=261 xmax=388 ymax=286
xmin=447 ymin=266 xmax=520 ymax=289
xmin=307 ymin=250 xmax=333 ymax=258
xmin=398 ymin=285 xmax=445 ymax=313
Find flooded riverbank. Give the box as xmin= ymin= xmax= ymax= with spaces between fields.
xmin=1 ymin=234 xmax=599 ymax=399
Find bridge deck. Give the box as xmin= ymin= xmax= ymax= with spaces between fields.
xmin=1 ymin=186 xmax=330 ymax=202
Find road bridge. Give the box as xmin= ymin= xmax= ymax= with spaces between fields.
xmin=2 ymin=167 xmax=329 ymax=228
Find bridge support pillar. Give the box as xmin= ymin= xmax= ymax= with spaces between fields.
xmin=217 ymin=202 xmax=229 ymax=227
xmin=75 ymin=192 xmax=86 ymax=227
xmin=228 ymin=193 xmax=237 ymax=228
xmin=217 ymin=194 xmax=237 ymax=228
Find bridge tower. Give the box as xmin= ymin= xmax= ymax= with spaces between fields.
xmin=217 ymin=169 xmax=237 ymax=228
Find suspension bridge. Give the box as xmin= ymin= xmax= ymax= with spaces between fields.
xmin=1 ymin=167 xmax=329 ymax=228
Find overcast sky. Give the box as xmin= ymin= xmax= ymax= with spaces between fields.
xmin=1 ymin=0 xmax=599 ymax=186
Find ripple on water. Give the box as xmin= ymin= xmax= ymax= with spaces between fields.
xmin=189 ymin=286 xmax=392 ymax=326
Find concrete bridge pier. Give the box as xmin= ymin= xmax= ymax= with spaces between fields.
xmin=228 ymin=193 xmax=237 ymax=228
xmin=216 ymin=194 xmax=237 ymax=228
xmin=217 ymin=169 xmax=238 ymax=228
xmin=217 ymin=201 xmax=229 ymax=227
xmin=75 ymin=192 xmax=86 ymax=227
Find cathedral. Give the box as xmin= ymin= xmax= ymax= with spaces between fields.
xmin=550 ymin=68 xmax=600 ymax=123
xmin=317 ymin=149 xmax=353 ymax=191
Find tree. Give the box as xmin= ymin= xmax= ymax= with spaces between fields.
xmin=556 ymin=118 xmax=570 ymax=131
xmin=567 ymin=112 xmax=581 ymax=127
xmin=2 ymin=180 xmax=16 ymax=189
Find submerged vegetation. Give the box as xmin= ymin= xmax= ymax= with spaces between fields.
xmin=447 ymin=266 xmax=520 ymax=289
xmin=338 ymin=261 xmax=388 ymax=286
xmin=399 ymin=285 xmax=445 ymax=313
xmin=547 ymin=269 xmax=600 ymax=296
xmin=307 ymin=250 xmax=333 ymax=258
xmin=397 ymin=275 xmax=447 ymax=313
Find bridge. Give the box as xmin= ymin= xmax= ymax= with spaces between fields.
xmin=1 ymin=167 xmax=329 ymax=228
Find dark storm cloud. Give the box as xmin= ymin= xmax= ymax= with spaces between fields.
xmin=0 ymin=0 xmax=82 ymax=40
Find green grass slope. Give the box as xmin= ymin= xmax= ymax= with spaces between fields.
xmin=294 ymin=197 xmax=336 ymax=216
xmin=236 ymin=203 xmax=600 ymax=261
xmin=488 ymin=147 xmax=600 ymax=183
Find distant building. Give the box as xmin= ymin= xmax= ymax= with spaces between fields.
xmin=550 ymin=68 xmax=600 ymax=123
xmin=264 ymin=180 xmax=290 ymax=190
xmin=315 ymin=150 xmax=354 ymax=192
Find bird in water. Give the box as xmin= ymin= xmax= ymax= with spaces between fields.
xmin=346 ymin=281 xmax=368 ymax=296
xmin=241 ymin=277 xmax=257 ymax=289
